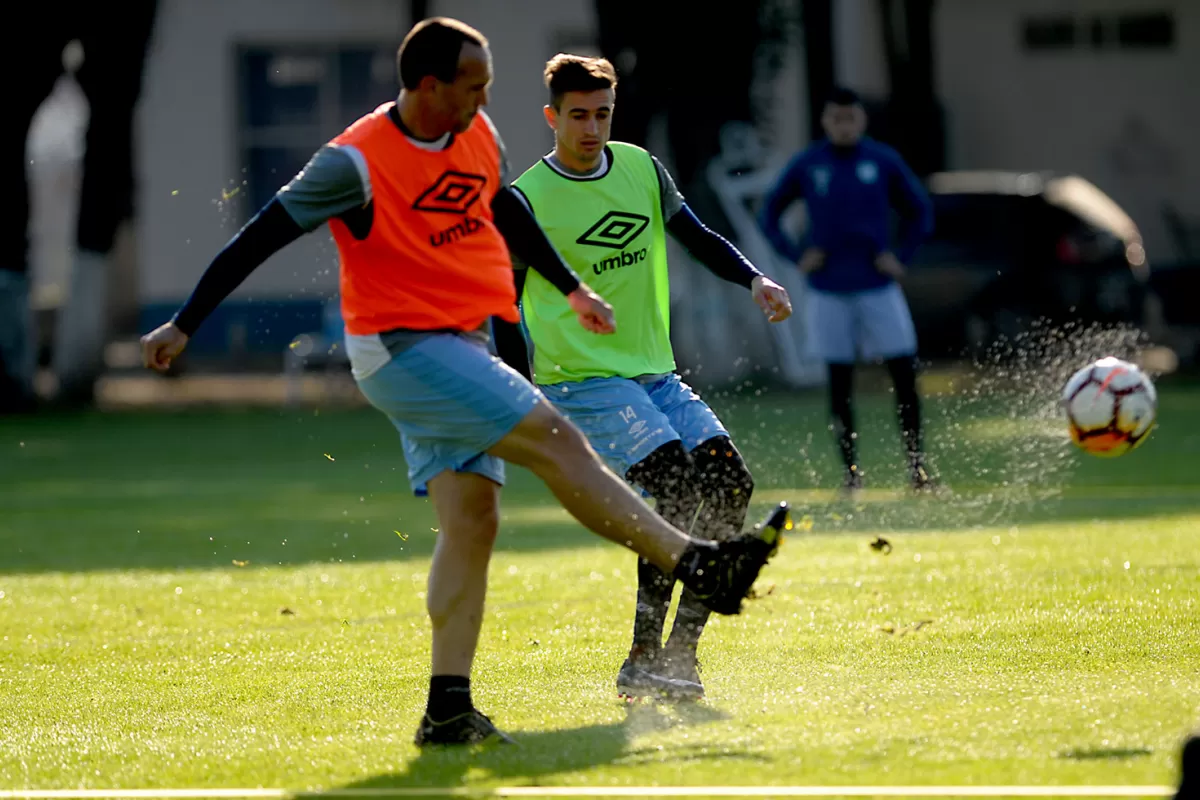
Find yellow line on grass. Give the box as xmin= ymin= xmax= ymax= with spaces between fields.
xmin=0 ymin=785 xmax=1176 ymax=798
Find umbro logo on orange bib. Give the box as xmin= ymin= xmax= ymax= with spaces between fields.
xmin=413 ymin=170 xmax=491 ymax=248
xmin=412 ymin=171 xmax=487 ymax=215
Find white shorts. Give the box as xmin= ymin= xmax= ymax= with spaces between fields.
xmin=806 ymin=283 xmax=918 ymax=364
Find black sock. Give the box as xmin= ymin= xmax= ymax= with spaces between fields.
xmin=690 ymin=436 xmax=754 ymax=542
xmin=626 ymin=442 xmax=701 ymax=660
xmin=828 ymin=363 xmax=858 ymax=478
xmin=665 ymin=591 xmax=709 ymax=653
xmin=666 ymin=437 xmax=755 ymax=652
xmin=632 ymin=557 xmax=674 ymax=657
xmin=886 ymin=356 xmax=923 ymax=472
xmin=426 ymin=675 xmax=473 ymax=722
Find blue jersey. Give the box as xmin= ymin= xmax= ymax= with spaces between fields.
xmin=758 ymin=138 xmax=933 ymax=294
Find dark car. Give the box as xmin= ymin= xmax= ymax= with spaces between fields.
xmin=901 ymin=171 xmax=1151 ymax=358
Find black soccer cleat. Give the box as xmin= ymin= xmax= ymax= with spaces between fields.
xmin=1177 ymin=734 xmax=1198 ymax=800
xmin=414 ymin=709 xmax=515 ymax=747
xmin=616 ymin=654 xmax=704 ymax=702
xmin=909 ymin=456 xmax=934 ymax=492
xmin=674 ymin=501 xmax=790 ymax=616
xmin=841 ymin=468 xmax=864 ymax=498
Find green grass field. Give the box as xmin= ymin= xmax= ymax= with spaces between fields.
xmin=1 ymin=377 xmax=1198 ymax=796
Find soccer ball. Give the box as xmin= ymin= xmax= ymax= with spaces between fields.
xmin=1062 ymin=357 xmax=1156 ymax=457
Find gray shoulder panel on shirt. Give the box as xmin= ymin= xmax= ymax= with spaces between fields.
xmin=478 ymin=111 xmax=511 ymax=185
xmin=276 ymin=144 xmax=370 ymax=232
xmin=650 ymin=154 xmax=685 ymax=220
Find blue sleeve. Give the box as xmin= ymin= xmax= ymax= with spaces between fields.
xmin=885 ymin=149 xmax=934 ymax=265
xmin=276 ymin=145 xmax=370 ymax=232
xmin=757 ymin=152 xmax=808 ymax=263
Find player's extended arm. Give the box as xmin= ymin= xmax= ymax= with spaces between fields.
xmin=491 ymin=185 xmax=615 ymax=337
xmin=139 ymin=201 xmax=306 ymax=371
xmin=666 ymin=205 xmax=763 ymax=288
xmin=170 ymin=201 xmax=304 ymax=336
xmin=141 ymin=145 xmax=366 ymax=372
xmin=668 ymin=207 xmax=792 ymax=322
xmin=491 ymin=187 xmax=580 ymax=296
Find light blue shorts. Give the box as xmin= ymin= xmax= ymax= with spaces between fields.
xmin=355 ymin=333 xmax=542 ymax=496
xmin=540 ymin=373 xmax=728 ymax=480
xmin=806 ymin=282 xmax=918 ymax=364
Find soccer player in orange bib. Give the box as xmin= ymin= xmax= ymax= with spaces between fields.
xmin=140 ymin=18 xmax=791 ymax=746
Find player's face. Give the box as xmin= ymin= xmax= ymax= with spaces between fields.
xmin=821 ymin=103 xmax=866 ymax=146
xmin=549 ymin=89 xmax=614 ymax=165
xmin=439 ymin=43 xmax=493 ymax=133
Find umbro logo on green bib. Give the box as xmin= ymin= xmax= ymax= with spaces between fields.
xmin=576 ymin=211 xmax=650 ymax=249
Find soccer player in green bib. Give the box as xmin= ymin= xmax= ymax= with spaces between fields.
xmin=493 ymin=54 xmax=794 ymax=702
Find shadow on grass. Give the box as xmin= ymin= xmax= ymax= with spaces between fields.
xmin=322 ymin=701 xmax=753 ymax=796
xmin=1 ymin=390 xmax=1197 ymax=576
xmin=1057 ymin=746 xmax=1154 ymax=760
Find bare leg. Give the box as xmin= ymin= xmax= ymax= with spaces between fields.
xmin=414 ymin=470 xmax=516 ymax=744
xmin=424 ymin=470 xmax=501 ymax=678
xmin=488 ymin=400 xmax=696 ymax=572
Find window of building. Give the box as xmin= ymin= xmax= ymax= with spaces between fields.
xmin=1117 ymin=12 xmax=1174 ymax=48
xmin=1022 ymin=11 xmax=1174 ymax=52
xmin=1022 ymin=16 xmax=1076 ymax=50
xmin=237 ymin=43 xmax=397 ymax=221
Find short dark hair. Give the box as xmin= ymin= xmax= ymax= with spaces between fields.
xmin=397 ymin=17 xmax=488 ymax=90
xmin=543 ymin=53 xmax=617 ymax=109
xmin=825 ymin=86 xmax=862 ymax=107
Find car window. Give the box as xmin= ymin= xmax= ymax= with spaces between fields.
xmin=916 ymin=194 xmax=1024 ymax=266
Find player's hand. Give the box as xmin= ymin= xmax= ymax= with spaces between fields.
xmin=798 ymin=248 xmax=825 ymax=274
xmin=875 ymin=251 xmax=907 ymax=279
xmin=140 ymin=322 xmax=189 ymax=372
xmin=751 ymin=275 xmax=793 ymax=323
xmin=567 ymin=284 xmax=616 ymax=334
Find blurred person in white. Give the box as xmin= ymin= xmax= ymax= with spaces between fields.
xmin=1 ymin=2 xmax=158 ymax=413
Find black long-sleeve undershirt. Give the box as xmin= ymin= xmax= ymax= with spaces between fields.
xmin=172 ymin=199 xmax=304 ymax=337
xmin=665 ymin=204 xmax=762 ymax=289
xmin=491 ymin=267 xmax=534 ymax=383
xmin=491 ymin=186 xmax=581 ymax=296
xmin=171 ymin=186 xmax=582 ymax=339
xmin=490 ymin=202 xmax=766 ymax=383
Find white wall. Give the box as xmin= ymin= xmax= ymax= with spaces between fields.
xmin=138 ymin=0 xmax=408 ymax=303
xmin=834 ymin=0 xmax=888 ymax=98
xmin=934 ymin=0 xmax=1200 ymax=264
xmin=136 ymin=0 xmax=1197 ymax=306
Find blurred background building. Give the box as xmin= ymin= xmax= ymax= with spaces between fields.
xmin=22 ymin=0 xmax=1200 ymax=403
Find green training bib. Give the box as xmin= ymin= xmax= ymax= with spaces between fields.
xmin=513 ymin=142 xmax=674 ymax=383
